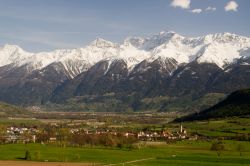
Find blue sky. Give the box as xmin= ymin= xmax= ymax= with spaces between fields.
xmin=0 ymin=0 xmax=249 ymax=52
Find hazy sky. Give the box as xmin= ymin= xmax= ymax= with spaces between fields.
xmin=0 ymin=0 xmax=249 ymax=52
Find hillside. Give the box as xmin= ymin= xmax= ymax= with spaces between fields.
xmin=43 ymin=93 xmax=225 ymax=113
xmin=0 ymin=102 xmax=30 ymax=117
xmin=175 ymin=89 xmax=250 ymax=121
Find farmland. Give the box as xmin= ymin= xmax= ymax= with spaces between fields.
xmin=0 ymin=140 xmax=249 ymax=165
xmin=0 ymin=115 xmax=250 ymax=165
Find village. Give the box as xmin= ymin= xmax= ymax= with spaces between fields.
xmin=0 ymin=123 xmax=192 ymax=145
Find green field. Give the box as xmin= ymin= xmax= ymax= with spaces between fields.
xmin=0 ymin=140 xmax=249 ymax=165
xmin=0 ymin=112 xmax=249 ymax=165
xmin=180 ymin=118 xmax=250 ymax=138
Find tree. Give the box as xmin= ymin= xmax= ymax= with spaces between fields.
xmin=24 ymin=150 xmax=31 ymax=160
xmin=211 ymin=141 xmax=225 ymax=157
xmin=237 ymin=144 xmax=245 ymax=156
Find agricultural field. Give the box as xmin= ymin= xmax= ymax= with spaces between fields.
xmin=179 ymin=118 xmax=250 ymax=138
xmin=0 ymin=140 xmax=249 ymax=165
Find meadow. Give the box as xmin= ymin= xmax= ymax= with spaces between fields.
xmin=0 ymin=140 xmax=249 ymax=166
xmin=181 ymin=118 xmax=250 ymax=138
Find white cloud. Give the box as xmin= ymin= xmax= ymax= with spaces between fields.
xmin=171 ymin=0 xmax=191 ymax=9
xmin=191 ymin=9 xmax=202 ymax=14
xmin=225 ymin=1 xmax=238 ymax=12
xmin=205 ymin=6 xmax=216 ymax=12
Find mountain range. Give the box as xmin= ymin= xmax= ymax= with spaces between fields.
xmin=0 ymin=31 xmax=250 ymax=111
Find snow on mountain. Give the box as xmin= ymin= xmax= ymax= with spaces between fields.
xmin=0 ymin=31 xmax=250 ymax=78
xmin=148 ymin=32 xmax=250 ymax=67
xmin=195 ymin=33 xmax=250 ymax=67
xmin=150 ymin=32 xmax=201 ymax=63
xmin=0 ymin=44 xmax=32 ymax=67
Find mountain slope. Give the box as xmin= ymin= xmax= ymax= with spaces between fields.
xmin=175 ymin=89 xmax=250 ymax=121
xmin=0 ymin=102 xmax=30 ymax=117
xmin=209 ymin=57 xmax=250 ymax=93
xmin=165 ymin=62 xmax=223 ymax=97
xmin=0 ymin=31 xmax=250 ymax=106
xmin=0 ymin=62 xmax=71 ymax=105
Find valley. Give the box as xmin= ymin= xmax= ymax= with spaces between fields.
xmin=0 ymin=89 xmax=249 ymax=165
xmin=1 ymin=0 xmax=250 ymax=165
xmin=0 ymin=31 xmax=250 ymax=165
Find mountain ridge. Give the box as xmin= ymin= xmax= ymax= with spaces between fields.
xmin=1 ymin=31 xmax=250 ymax=78
xmin=0 ymin=31 xmax=250 ymax=107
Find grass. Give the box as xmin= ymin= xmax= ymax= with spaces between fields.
xmin=0 ymin=118 xmax=42 ymax=126
xmin=171 ymin=117 xmax=250 ymax=138
xmin=0 ymin=113 xmax=249 ymax=165
xmin=0 ymin=140 xmax=249 ymax=165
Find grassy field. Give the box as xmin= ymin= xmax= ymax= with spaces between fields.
xmin=0 ymin=140 xmax=249 ymax=166
xmin=0 ymin=161 xmax=92 ymax=166
xmin=0 ymin=118 xmax=42 ymax=126
xmin=180 ymin=118 xmax=250 ymax=137
xmin=0 ymin=114 xmax=249 ymax=165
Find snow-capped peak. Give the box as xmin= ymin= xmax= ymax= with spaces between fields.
xmin=192 ymin=33 xmax=250 ymax=67
xmin=90 ymin=38 xmax=118 ymax=48
xmin=0 ymin=31 xmax=249 ymax=77
xmin=2 ymin=44 xmax=22 ymax=50
xmin=124 ymin=37 xmax=145 ymax=48
xmin=200 ymin=32 xmax=250 ymax=44
xmin=0 ymin=44 xmax=32 ymax=67
xmin=1 ymin=44 xmax=29 ymax=56
xmin=124 ymin=31 xmax=183 ymax=51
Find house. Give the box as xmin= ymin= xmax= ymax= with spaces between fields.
xmin=49 ymin=137 xmax=57 ymax=143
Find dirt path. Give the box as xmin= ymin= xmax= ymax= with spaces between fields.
xmin=0 ymin=161 xmax=96 ymax=166
xmin=103 ymin=158 xmax=155 ymax=166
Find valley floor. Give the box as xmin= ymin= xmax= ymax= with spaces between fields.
xmin=0 ymin=140 xmax=249 ymax=166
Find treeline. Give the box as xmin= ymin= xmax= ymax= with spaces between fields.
xmin=36 ymin=127 xmax=138 ymax=149
xmin=70 ymin=133 xmax=137 ymax=148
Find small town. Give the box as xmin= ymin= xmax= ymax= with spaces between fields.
xmin=0 ymin=123 xmax=191 ymax=145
